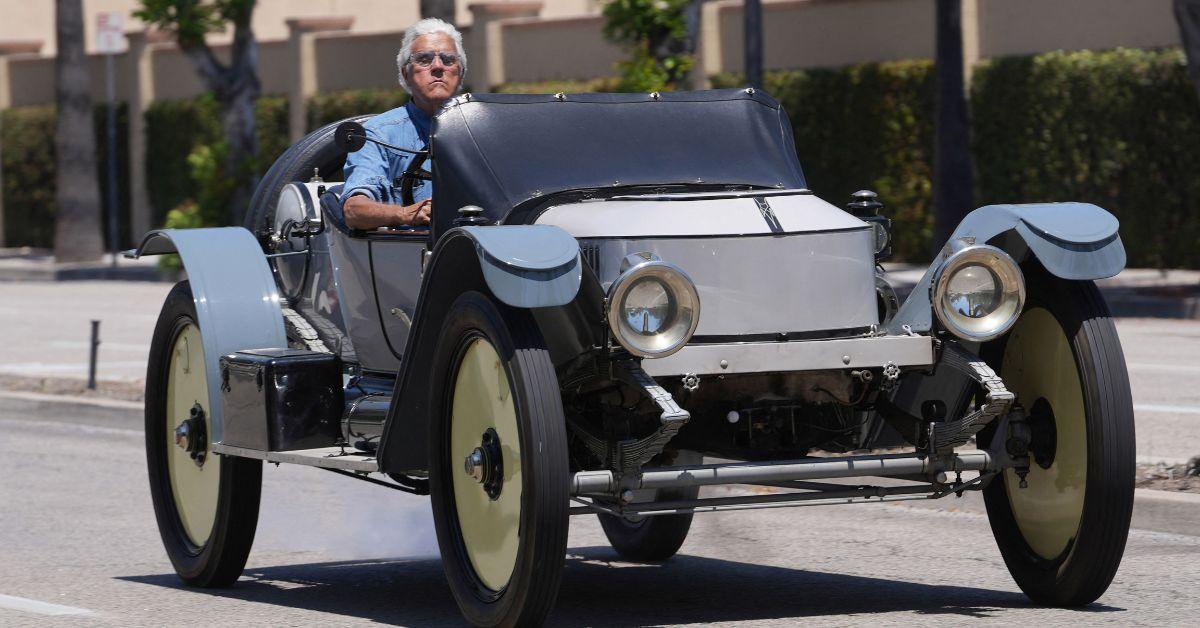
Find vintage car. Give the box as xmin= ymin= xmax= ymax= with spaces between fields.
xmin=132 ymin=89 xmax=1134 ymax=626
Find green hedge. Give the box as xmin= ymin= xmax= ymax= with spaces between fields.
xmin=1 ymin=104 xmax=130 ymax=249
xmin=144 ymin=95 xmax=288 ymax=225
xmin=494 ymin=77 xmax=622 ymax=94
xmin=972 ymin=48 xmax=1200 ymax=269
xmin=306 ymin=88 xmax=408 ymax=131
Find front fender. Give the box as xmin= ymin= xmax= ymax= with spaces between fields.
xmin=461 ymin=224 xmax=582 ymax=307
xmin=888 ymin=202 xmax=1125 ymax=334
xmin=131 ymin=227 xmax=287 ymax=442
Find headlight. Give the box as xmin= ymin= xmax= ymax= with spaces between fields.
xmin=931 ymin=244 xmax=1025 ymax=342
xmin=607 ymin=258 xmax=700 ymax=358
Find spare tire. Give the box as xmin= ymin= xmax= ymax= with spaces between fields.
xmin=243 ymin=115 xmax=374 ymax=241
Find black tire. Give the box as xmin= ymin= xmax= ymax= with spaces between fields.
xmin=243 ymin=115 xmax=373 ymax=236
xmin=981 ymin=268 xmax=1135 ymax=606
xmin=429 ymin=292 xmax=569 ymax=627
xmin=145 ymin=281 xmax=263 ymax=587
xmin=598 ymin=452 xmax=700 ymax=562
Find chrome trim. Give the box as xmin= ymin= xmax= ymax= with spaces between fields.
xmin=640 ymin=334 xmax=934 ymax=376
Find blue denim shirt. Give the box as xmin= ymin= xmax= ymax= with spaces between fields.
xmin=342 ymin=101 xmax=431 ymax=206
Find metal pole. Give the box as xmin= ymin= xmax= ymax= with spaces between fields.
xmin=105 ymin=52 xmax=119 ymax=267
xmin=88 ymin=320 xmax=101 ymax=389
xmin=744 ymin=0 xmax=764 ymax=90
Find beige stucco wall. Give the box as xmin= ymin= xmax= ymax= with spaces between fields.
xmin=0 ymin=0 xmax=594 ymax=56
xmin=714 ymin=0 xmax=935 ymax=73
xmin=499 ymin=15 xmax=623 ymax=82
xmin=976 ymin=0 xmax=1179 ymax=58
xmin=313 ymin=31 xmax=408 ymax=93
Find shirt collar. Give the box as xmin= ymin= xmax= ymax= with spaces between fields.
xmin=405 ymin=101 xmax=432 ymax=142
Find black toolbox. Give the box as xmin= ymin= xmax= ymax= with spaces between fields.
xmin=219 ymin=348 xmax=343 ymax=451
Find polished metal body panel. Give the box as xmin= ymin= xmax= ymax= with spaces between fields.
xmin=326 ymin=224 xmax=400 ymax=371
xmin=890 ymin=202 xmax=1127 ymax=334
xmin=369 ymin=237 xmax=427 ymax=356
xmin=590 ymin=230 xmax=877 ymax=336
xmin=131 ymin=227 xmax=287 ymax=443
xmin=640 ymin=334 xmax=934 ymax=377
xmin=537 ymin=192 xmax=863 ymax=238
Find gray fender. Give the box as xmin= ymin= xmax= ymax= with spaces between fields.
xmin=888 ymin=202 xmax=1125 ymax=334
xmin=376 ymin=225 xmax=582 ymax=474
xmin=131 ymin=227 xmax=286 ymax=442
xmin=461 ymin=224 xmax=582 ymax=307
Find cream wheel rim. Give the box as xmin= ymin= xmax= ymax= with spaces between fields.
xmin=166 ymin=322 xmax=221 ymax=547
xmin=450 ymin=337 xmax=522 ymax=592
xmin=1001 ymin=307 xmax=1087 ymax=560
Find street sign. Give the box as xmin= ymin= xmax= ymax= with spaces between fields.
xmin=95 ymin=12 xmax=127 ymax=55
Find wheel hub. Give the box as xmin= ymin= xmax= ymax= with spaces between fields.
xmin=463 ymin=427 xmax=503 ymax=500
xmin=174 ymin=402 xmax=208 ymax=467
xmin=1027 ymin=397 xmax=1058 ymax=470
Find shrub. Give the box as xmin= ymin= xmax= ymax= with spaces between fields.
xmin=306 ymin=88 xmax=408 ymax=131
xmin=1 ymin=103 xmax=130 ymax=249
xmin=603 ymin=0 xmax=694 ymax=91
xmin=972 ymin=48 xmax=1200 ymax=269
xmin=145 ymin=94 xmax=287 ymax=227
xmin=494 ymin=77 xmax=622 ymax=94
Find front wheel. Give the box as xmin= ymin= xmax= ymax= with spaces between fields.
xmin=429 ymin=292 xmax=569 ymax=627
xmin=145 ymin=281 xmax=262 ymax=587
xmin=599 ymin=451 xmax=701 ymax=562
xmin=982 ymin=270 xmax=1135 ymax=606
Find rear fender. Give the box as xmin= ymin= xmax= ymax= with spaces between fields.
xmin=888 ymin=202 xmax=1125 ymax=334
xmin=130 ymin=227 xmax=287 ymax=442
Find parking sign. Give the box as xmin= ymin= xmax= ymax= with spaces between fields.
xmin=95 ymin=12 xmax=126 ymax=55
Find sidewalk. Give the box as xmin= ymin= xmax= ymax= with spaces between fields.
xmin=0 ymin=247 xmax=169 ymax=282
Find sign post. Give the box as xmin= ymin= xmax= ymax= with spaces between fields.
xmin=95 ymin=12 xmax=126 ymax=266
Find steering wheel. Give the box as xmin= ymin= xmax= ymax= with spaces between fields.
xmin=398 ymin=149 xmax=432 ymax=207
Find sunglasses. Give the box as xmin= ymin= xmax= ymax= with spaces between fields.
xmin=411 ymin=51 xmax=460 ymax=68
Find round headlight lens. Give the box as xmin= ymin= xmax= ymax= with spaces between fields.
xmin=622 ymin=277 xmax=672 ymax=335
xmin=945 ymin=264 xmax=1000 ymax=318
xmin=607 ymin=260 xmax=700 ymax=358
xmin=932 ymin=245 xmax=1024 ymax=341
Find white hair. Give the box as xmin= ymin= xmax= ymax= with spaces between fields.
xmin=396 ymin=18 xmax=467 ymax=94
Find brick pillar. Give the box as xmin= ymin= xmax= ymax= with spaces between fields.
xmin=961 ymin=0 xmax=981 ymax=87
xmin=287 ymin=16 xmax=354 ymax=142
xmin=467 ymin=2 xmax=543 ymax=91
xmin=694 ymin=0 xmax=730 ymax=90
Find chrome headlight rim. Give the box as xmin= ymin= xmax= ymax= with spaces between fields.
xmin=606 ymin=260 xmax=700 ymax=358
xmin=931 ymin=244 xmax=1025 ymax=342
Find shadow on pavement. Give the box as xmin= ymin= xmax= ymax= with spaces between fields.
xmin=119 ymin=546 xmax=1123 ymax=625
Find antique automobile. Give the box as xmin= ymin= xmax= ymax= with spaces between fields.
xmin=132 ymin=89 xmax=1134 ymax=627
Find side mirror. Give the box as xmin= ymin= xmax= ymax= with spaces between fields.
xmin=334 ymin=121 xmax=367 ymax=153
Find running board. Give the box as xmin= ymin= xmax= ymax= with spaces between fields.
xmin=571 ymin=451 xmax=995 ymax=497
xmin=212 ymin=443 xmax=379 ymax=473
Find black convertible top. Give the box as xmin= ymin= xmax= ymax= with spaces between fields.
xmin=429 ymin=89 xmax=806 ymax=231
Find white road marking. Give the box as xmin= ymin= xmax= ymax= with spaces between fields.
xmin=1136 ymin=403 xmax=1200 ymax=416
xmin=48 ymin=340 xmax=150 ymax=352
xmin=0 ymin=360 xmax=147 ymax=374
xmin=0 ymin=593 xmax=92 ymax=616
xmin=0 ymin=416 xmax=141 ymax=438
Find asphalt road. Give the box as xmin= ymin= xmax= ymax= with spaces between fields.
xmin=2 ymin=395 xmax=1199 ymax=626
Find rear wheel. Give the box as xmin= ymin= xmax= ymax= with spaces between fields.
xmin=429 ymin=292 xmax=569 ymax=627
xmin=982 ymin=270 xmax=1135 ymax=606
xmin=599 ymin=452 xmax=700 ymax=562
xmin=146 ymin=281 xmax=262 ymax=587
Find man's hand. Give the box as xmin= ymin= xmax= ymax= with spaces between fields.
xmin=344 ymin=195 xmax=432 ymax=229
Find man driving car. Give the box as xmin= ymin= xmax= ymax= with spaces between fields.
xmin=342 ymin=18 xmax=466 ymax=229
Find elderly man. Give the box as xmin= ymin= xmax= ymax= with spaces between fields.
xmin=342 ymin=18 xmax=466 ymax=229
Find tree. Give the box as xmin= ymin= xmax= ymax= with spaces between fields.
xmin=1175 ymin=0 xmax=1200 ymax=100
xmin=420 ymin=0 xmax=456 ymax=24
xmin=932 ymin=0 xmax=973 ymax=253
xmin=53 ymin=0 xmax=105 ymax=262
xmin=603 ymin=0 xmax=695 ymax=91
xmin=135 ymin=0 xmax=260 ymax=226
